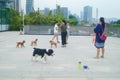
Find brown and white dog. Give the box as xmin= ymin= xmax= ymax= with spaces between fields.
xmin=49 ymin=40 xmax=57 ymax=48
xmin=31 ymin=38 xmax=38 ymax=46
xmin=16 ymin=40 xmax=25 ymax=48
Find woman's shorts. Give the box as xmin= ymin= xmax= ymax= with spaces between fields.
xmin=95 ymin=42 xmax=105 ymax=48
xmin=54 ymin=32 xmax=59 ymax=35
xmin=67 ymin=32 xmax=70 ymax=36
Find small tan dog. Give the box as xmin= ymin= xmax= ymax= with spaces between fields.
xmin=49 ymin=40 xmax=57 ymax=48
xmin=31 ymin=38 xmax=38 ymax=46
xmin=16 ymin=40 xmax=25 ymax=48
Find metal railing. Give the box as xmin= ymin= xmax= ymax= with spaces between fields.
xmin=23 ymin=25 xmax=120 ymax=37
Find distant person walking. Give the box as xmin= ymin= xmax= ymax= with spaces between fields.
xmin=52 ymin=21 xmax=60 ymax=43
xmin=60 ymin=20 xmax=67 ymax=47
xmin=94 ymin=17 xmax=106 ymax=59
xmin=19 ymin=29 xmax=23 ymax=35
xmin=66 ymin=22 xmax=71 ymax=44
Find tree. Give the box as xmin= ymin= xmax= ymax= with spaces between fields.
xmin=8 ymin=9 xmax=22 ymax=31
xmin=46 ymin=10 xmax=56 ymax=25
xmin=116 ymin=20 xmax=120 ymax=24
xmin=55 ymin=5 xmax=65 ymax=24
xmin=24 ymin=14 xmax=32 ymax=25
xmin=68 ymin=15 xmax=78 ymax=25
xmin=23 ymin=7 xmax=79 ymax=26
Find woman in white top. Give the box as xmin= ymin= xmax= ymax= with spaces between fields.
xmin=66 ymin=23 xmax=71 ymax=43
xmin=52 ymin=21 xmax=59 ymax=43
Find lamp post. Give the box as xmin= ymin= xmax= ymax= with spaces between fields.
xmin=22 ymin=10 xmax=24 ymax=27
xmin=56 ymin=0 xmax=58 ymax=7
xmin=21 ymin=9 xmax=24 ymax=34
xmin=0 ymin=1 xmax=2 ymax=31
xmin=0 ymin=0 xmax=4 ymax=31
xmin=96 ymin=8 xmax=98 ymax=23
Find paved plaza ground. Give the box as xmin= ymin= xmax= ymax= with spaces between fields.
xmin=0 ymin=31 xmax=120 ymax=80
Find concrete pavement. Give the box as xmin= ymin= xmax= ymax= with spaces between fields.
xmin=0 ymin=31 xmax=120 ymax=80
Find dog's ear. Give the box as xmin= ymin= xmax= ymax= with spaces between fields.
xmin=47 ymin=49 xmax=54 ymax=56
xmin=23 ymin=40 xmax=25 ymax=42
xmin=33 ymin=47 xmax=36 ymax=49
xmin=49 ymin=49 xmax=54 ymax=53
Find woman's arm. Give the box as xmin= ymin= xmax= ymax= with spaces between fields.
xmin=94 ymin=24 xmax=100 ymax=33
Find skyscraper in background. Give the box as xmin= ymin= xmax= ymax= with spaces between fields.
xmin=14 ymin=0 xmax=21 ymax=12
xmin=61 ymin=7 xmax=69 ymax=19
xmin=83 ymin=6 xmax=92 ymax=22
xmin=26 ymin=0 xmax=34 ymax=14
xmin=53 ymin=5 xmax=69 ymax=19
xmin=0 ymin=0 xmax=21 ymax=25
xmin=0 ymin=0 xmax=21 ymax=12
xmin=44 ymin=8 xmax=50 ymax=15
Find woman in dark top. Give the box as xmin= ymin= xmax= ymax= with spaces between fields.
xmin=94 ymin=17 xmax=106 ymax=58
xmin=60 ymin=20 xmax=67 ymax=47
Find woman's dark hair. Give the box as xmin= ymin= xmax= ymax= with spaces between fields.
xmin=62 ymin=20 xmax=67 ymax=25
xmin=100 ymin=17 xmax=105 ymax=27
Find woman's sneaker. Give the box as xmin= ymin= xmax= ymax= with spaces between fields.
xmin=57 ymin=41 xmax=60 ymax=43
xmin=101 ymin=56 xmax=104 ymax=58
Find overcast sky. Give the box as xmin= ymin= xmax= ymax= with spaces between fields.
xmin=21 ymin=0 xmax=120 ymax=19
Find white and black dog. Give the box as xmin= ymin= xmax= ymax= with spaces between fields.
xmin=32 ymin=48 xmax=54 ymax=63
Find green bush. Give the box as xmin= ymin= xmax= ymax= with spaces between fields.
xmin=8 ymin=9 xmax=22 ymax=31
xmin=113 ymin=24 xmax=120 ymax=27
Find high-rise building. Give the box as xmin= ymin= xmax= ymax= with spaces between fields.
xmin=61 ymin=7 xmax=69 ymax=19
xmin=52 ymin=9 xmax=56 ymax=15
xmin=14 ymin=0 xmax=21 ymax=12
xmin=52 ymin=6 xmax=69 ymax=19
xmin=44 ymin=8 xmax=50 ymax=15
xmin=1 ymin=0 xmax=21 ymax=12
xmin=80 ymin=11 xmax=83 ymax=21
xmin=26 ymin=0 xmax=34 ymax=14
xmin=83 ymin=6 xmax=92 ymax=22
xmin=0 ymin=0 xmax=16 ymax=24
xmin=0 ymin=0 xmax=22 ymax=31
xmin=0 ymin=0 xmax=20 ymax=11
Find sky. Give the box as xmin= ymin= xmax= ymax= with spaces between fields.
xmin=21 ymin=0 xmax=120 ymax=19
